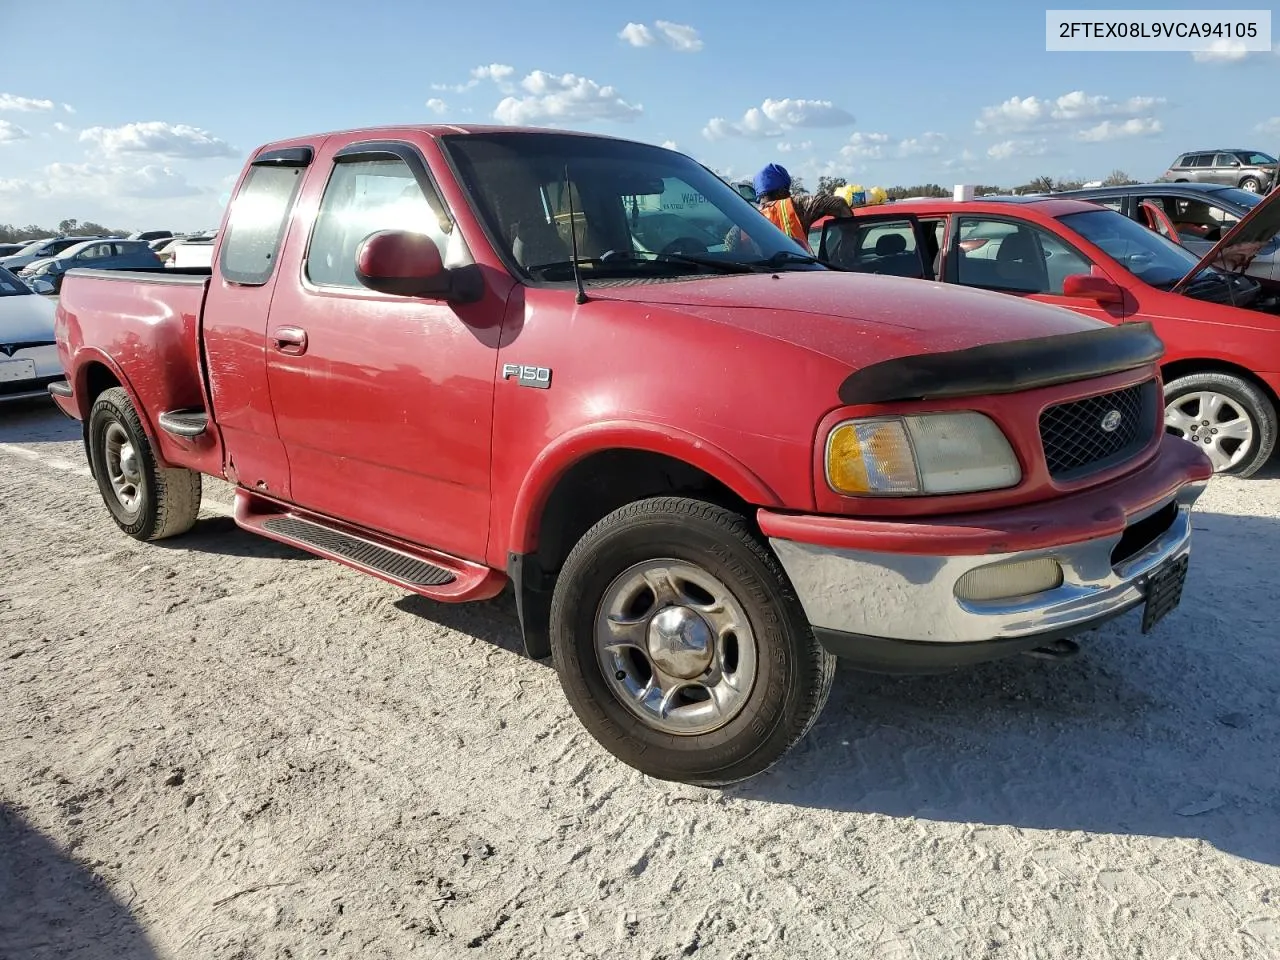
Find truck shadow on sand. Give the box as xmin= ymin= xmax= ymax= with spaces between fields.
xmin=735 ymin=508 xmax=1280 ymax=867
xmin=0 ymin=804 xmax=159 ymax=960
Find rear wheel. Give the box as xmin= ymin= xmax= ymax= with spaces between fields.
xmin=548 ymin=497 xmax=836 ymax=786
xmin=88 ymin=387 xmax=202 ymax=540
xmin=1164 ymin=372 xmax=1276 ymax=477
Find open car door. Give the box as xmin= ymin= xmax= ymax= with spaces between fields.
xmin=820 ymin=213 xmax=932 ymax=280
xmin=1138 ymin=199 xmax=1181 ymax=246
xmin=1170 ymin=186 xmax=1280 ymax=293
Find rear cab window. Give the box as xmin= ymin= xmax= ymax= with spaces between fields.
xmin=220 ymin=150 xmax=311 ymax=285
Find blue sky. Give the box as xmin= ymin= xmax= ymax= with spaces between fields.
xmin=2 ymin=0 xmax=1278 ymax=231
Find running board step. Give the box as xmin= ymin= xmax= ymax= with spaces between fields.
xmin=233 ymin=490 xmax=505 ymax=602
xmin=158 ymin=408 xmax=210 ymax=438
xmin=264 ymin=515 xmax=455 ymax=586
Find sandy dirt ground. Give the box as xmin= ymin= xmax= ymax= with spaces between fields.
xmin=1 ymin=398 xmax=1278 ymax=960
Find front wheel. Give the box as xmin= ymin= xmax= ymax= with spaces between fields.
xmin=88 ymin=387 xmax=202 ymax=540
xmin=548 ymin=497 xmax=836 ymax=786
xmin=1164 ymin=372 xmax=1277 ymax=477
xmin=1240 ymin=176 xmax=1263 ymax=193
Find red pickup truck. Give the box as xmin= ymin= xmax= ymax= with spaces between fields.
xmin=48 ymin=125 xmax=1212 ymax=785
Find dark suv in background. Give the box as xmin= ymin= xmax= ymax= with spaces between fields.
xmin=1164 ymin=150 xmax=1278 ymax=193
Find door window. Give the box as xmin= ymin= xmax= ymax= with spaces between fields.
xmin=954 ymin=217 xmax=1087 ymax=294
xmin=824 ymin=218 xmax=926 ymax=278
xmin=1214 ymin=153 xmax=1241 ymax=168
xmin=1187 ymin=154 xmax=1213 ymax=168
xmin=307 ymin=157 xmax=456 ymax=289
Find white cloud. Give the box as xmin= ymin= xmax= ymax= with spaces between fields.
xmin=0 ymin=93 xmax=55 ymax=112
xmin=0 ymin=120 xmax=30 ymax=143
xmin=661 ymin=139 xmax=678 ymax=150
xmin=1075 ymin=117 xmax=1163 ymax=142
xmin=703 ymin=97 xmax=853 ymax=139
xmin=426 ymin=98 xmax=448 ymax=114
xmin=840 ymin=131 xmax=946 ymax=161
xmin=776 ymin=140 xmax=813 ymax=154
xmin=493 ymin=71 xmax=642 ymax=125
xmin=988 ymin=139 xmax=1048 ymax=160
xmin=0 ymin=162 xmax=205 ymax=201
xmin=79 ymin=121 xmax=237 ymax=160
xmin=897 ymin=132 xmax=947 ymax=157
xmin=840 ymin=131 xmax=891 ymax=160
xmin=654 ymin=21 xmax=703 ymax=52
xmin=1192 ymin=39 xmax=1250 ymax=63
xmin=620 ymin=20 xmax=703 ymax=52
xmin=618 ymin=22 xmax=656 ymax=46
xmin=1256 ymin=117 xmax=1280 ymax=137
xmin=432 ymin=63 xmax=516 ymax=94
xmin=52 ymin=121 xmax=71 ymax=134
xmin=976 ymin=91 xmax=1163 ymax=132
xmin=942 ymin=148 xmax=979 ymax=172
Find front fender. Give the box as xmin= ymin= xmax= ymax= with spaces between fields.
xmin=505 ymin=419 xmax=783 ymax=557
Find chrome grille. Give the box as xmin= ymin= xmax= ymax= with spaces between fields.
xmin=1040 ymin=380 xmax=1158 ymax=481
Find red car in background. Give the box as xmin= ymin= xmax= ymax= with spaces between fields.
xmin=815 ymin=193 xmax=1280 ymax=476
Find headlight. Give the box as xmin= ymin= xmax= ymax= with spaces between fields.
xmin=825 ymin=412 xmax=1021 ymax=496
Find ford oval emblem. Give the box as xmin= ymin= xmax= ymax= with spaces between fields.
xmin=1100 ymin=409 xmax=1123 ymax=433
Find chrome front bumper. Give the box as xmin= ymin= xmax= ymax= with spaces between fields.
xmin=769 ymin=483 xmax=1206 ymax=650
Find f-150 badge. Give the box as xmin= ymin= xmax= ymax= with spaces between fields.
xmin=502 ymin=363 xmax=551 ymax=390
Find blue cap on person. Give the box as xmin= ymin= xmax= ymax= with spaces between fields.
xmin=753 ymin=163 xmax=791 ymax=198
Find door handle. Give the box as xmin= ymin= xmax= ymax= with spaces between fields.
xmin=270 ymin=326 xmax=308 ymax=355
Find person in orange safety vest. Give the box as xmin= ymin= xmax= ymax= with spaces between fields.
xmin=726 ymin=163 xmax=854 ymax=255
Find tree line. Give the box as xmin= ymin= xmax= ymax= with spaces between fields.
xmin=793 ymin=169 xmax=1141 ymax=198
xmin=0 ymin=218 xmax=132 ymax=245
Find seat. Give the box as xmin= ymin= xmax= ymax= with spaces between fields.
xmin=870 ymin=232 xmax=923 ymax=278
xmin=512 ymin=218 xmax=570 ymax=269
xmin=993 ymin=231 xmax=1043 ymax=291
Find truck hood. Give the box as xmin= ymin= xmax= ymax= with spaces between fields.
xmin=588 ymin=270 xmax=1103 ymax=368
xmin=0 ymin=291 xmax=56 ymax=343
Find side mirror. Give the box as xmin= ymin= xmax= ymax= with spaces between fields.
xmin=1062 ymin=273 xmax=1123 ymax=304
xmin=355 ymin=230 xmax=451 ymax=299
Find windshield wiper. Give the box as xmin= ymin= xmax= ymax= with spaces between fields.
xmin=750 ymin=250 xmax=848 ymax=272
xmin=527 ymin=254 xmax=760 ymax=278
xmin=646 ymin=252 xmax=763 ymax=274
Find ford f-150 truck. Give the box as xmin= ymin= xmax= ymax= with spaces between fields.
xmin=48 ymin=125 xmax=1212 ymax=785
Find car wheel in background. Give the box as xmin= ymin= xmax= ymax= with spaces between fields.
xmin=1240 ymin=176 xmax=1263 ymax=193
xmin=1164 ymin=371 xmax=1277 ymax=477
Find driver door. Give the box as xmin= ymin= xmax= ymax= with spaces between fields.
xmin=819 ymin=214 xmax=930 ymax=279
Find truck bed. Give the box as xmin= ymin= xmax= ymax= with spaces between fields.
xmin=58 ymin=267 xmax=222 ymax=475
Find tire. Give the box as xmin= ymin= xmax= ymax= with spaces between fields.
xmin=87 ymin=386 xmax=202 ymax=541
xmin=548 ymin=496 xmax=836 ymax=786
xmin=1240 ymin=176 xmax=1263 ymax=193
xmin=1164 ymin=372 xmax=1277 ymax=477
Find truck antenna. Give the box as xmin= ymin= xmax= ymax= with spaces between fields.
xmin=564 ymin=164 xmax=588 ymax=305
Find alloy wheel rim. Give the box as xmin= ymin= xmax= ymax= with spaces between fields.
xmin=594 ymin=559 xmax=758 ymax=736
xmin=104 ymin=421 xmax=143 ymax=513
xmin=1165 ymin=390 xmax=1255 ymax=471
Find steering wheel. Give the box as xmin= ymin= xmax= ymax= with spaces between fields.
xmin=660 ymin=236 xmax=708 ymax=256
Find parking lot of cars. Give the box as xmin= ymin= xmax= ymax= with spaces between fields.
xmin=5 ymin=134 xmax=1280 ymax=958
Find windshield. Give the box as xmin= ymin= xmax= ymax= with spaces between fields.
xmin=12 ymin=239 xmax=52 ymax=257
xmin=1214 ymin=187 xmax=1264 ymax=210
xmin=441 ymin=132 xmax=817 ymax=281
xmin=1059 ymin=208 xmax=1208 ymax=288
xmin=1243 ymin=153 xmax=1277 ymax=165
xmin=0 ymin=266 xmax=32 ymax=296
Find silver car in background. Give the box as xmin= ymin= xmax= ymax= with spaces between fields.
xmin=1163 ymin=149 xmax=1279 ymax=193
